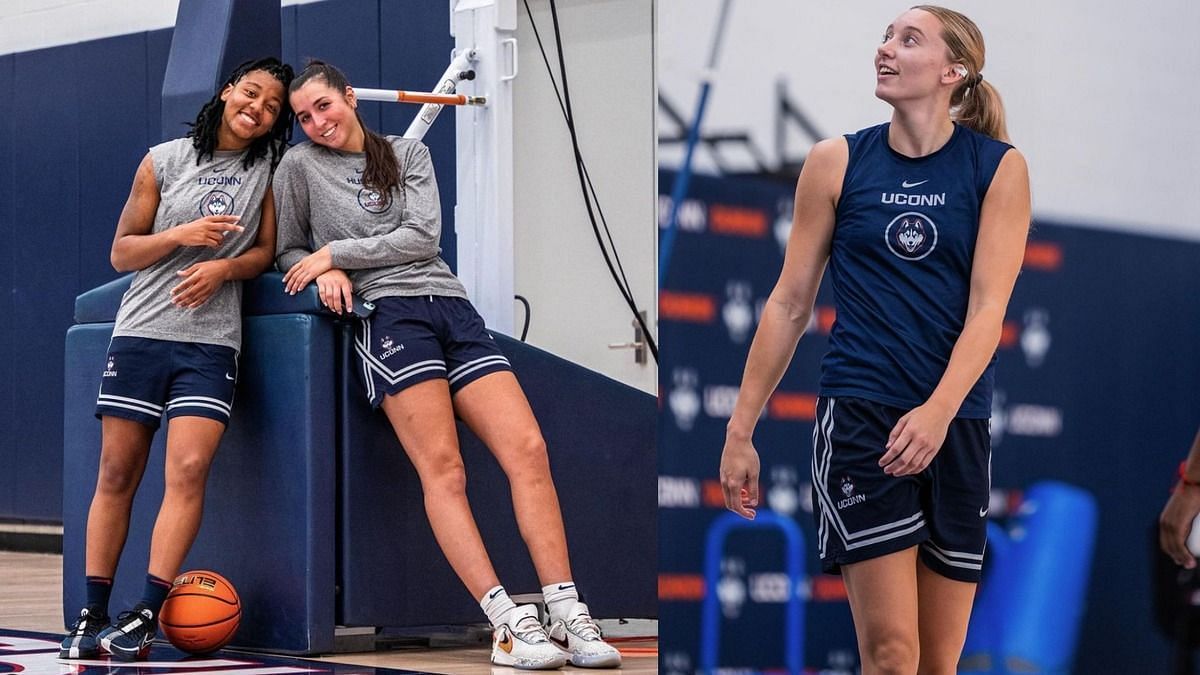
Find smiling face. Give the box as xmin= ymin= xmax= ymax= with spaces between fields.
xmin=290 ymin=79 xmax=366 ymax=152
xmin=874 ymin=8 xmax=964 ymax=105
xmin=218 ymin=69 xmax=285 ymax=144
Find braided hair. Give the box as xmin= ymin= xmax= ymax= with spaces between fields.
xmin=187 ymin=57 xmax=295 ymax=170
xmin=290 ymin=60 xmax=401 ymax=195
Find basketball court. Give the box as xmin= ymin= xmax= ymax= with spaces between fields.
xmin=0 ymin=551 xmax=658 ymax=674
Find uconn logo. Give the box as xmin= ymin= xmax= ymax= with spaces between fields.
xmin=884 ymin=211 xmax=938 ymax=261
xmin=358 ymin=187 xmax=392 ymax=214
xmin=200 ymin=189 xmax=235 ymax=217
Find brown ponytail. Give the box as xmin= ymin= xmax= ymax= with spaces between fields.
xmin=913 ymin=5 xmax=1010 ymax=142
xmin=291 ymin=60 xmax=402 ymax=194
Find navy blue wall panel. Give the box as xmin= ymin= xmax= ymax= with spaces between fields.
xmin=379 ymin=0 xmax=457 ymax=271
xmin=0 ymin=54 xmax=14 ymax=519
xmin=294 ymin=0 xmax=382 ymax=135
xmin=76 ymin=34 xmax=150 ymax=292
xmin=10 ymin=45 xmax=82 ymax=521
xmin=145 ymin=29 xmax=174 ymax=143
xmin=281 ymin=5 xmax=298 ymax=83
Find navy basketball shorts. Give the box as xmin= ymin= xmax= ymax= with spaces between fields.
xmin=95 ymin=336 xmax=238 ymax=429
xmin=810 ymin=396 xmax=991 ymax=583
xmin=353 ymin=295 xmax=513 ymax=408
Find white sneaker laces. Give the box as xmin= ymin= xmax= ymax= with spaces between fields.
xmin=513 ymin=614 xmax=551 ymax=644
xmin=567 ymin=611 xmax=602 ymax=640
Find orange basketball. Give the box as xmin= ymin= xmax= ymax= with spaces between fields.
xmin=159 ymin=570 xmax=241 ymax=654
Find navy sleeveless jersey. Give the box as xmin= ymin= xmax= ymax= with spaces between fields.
xmin=818 ymin=122 xmax=1012 ymax=418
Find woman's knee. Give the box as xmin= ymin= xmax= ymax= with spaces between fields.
xmin=863 ymin=634 xmax=919 ymax=674
xmin=165 ymin=452 xmax=214 ymax=493
xmin=419 ymin=452 xmax=468 ymax=496
xmin=500 ymin=432 xmax=552 ymax=481
xmin=96 ymin=452 xmax=143 ymax=496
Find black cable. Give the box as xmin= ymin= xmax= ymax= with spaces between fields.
xmin=525 ymin=0 xmax=658 ymax=363
xmin=521 ymin=0 xmax=634 ymax=300
xmin=514 ymin=294 xmax=532 ymax=342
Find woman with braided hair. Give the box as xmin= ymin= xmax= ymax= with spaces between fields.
xmin=60 ymin=57 xmax=294 ymax=662
xmin=719 ymin=6 xmax=1029 ymax=673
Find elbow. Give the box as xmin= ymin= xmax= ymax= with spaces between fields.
xmin=110 ymin=251 xmax=132 ymax=273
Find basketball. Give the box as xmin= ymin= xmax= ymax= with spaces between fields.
xmin=159 ymin=570 xmax=241 ymax=654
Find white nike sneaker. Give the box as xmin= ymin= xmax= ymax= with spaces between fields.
xmin=491 ymin=604 xmax=567 ymax=670
xmin=546 ymin=601 xmax=621 ymax=668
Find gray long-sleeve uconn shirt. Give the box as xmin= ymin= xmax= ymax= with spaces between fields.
xmin=273 ymin=136 xmax=467 ymax=302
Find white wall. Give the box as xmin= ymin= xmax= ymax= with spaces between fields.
xmin=0 ymin=0 xmax=326 ymax=55
xmin=513 ymin=0 xmax=658 ymax=394
xmin=659 ymin=0 xmax=1200 ymax=240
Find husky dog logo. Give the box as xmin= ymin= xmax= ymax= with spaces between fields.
xmin=1021 ymin=308 xmax=1052 ymax=367
xmin=774 ymin=198 xmax=794 ymax=255
xmin=357 ymin=187 xmax=392 ymax=214
xmin=896 ymin=219 xmax=925 ymax=252
xmin=200 ymin=190 xmax=234 ymax=217
xmin=103 ymin=357 xmax=117 ymax=378
xmin=840 ymin=476 xmax=854 ymax=498
xmin=668 ymin=368 xmax=701 ymax=432
xmin=380 ymin=335 xmax=404 ymax=359
xmin=722 ymin=280 xmax=755 ymax=344
xmin=885 ymin=211 xmax=938 ymax=261
xmin=716 ymin=557 xmax=747 ymax=619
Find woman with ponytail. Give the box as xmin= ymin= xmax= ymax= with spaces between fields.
xmin=274 ymin=61 xmax=620 ymax=670
xmin=61 ymin=57 xmax=294 ymax=662
xmin=719 ymin=6 xmax=1029 ymax=672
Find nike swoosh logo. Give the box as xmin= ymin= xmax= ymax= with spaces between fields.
xmin=497 ymin=632 xmax=513 ymax=653
xmin=225 ymin=373 xmax=235 ymax=381
xmin=901 ymin=179 xmax=929 ymax=188
xmin=549 ymin=634 xmax=569 ymax=650
xmin=355 ymin=168 xmax=364 ymax=174
xmin=557 ymin=584 xmax=575 ymax=591
xmin=979 ymin=507 xmax=989 ymax=517
xmin=488 ymin=588 xmax=503 ymax=599
xmin=212 ymin=167 xmax=226 ymax=173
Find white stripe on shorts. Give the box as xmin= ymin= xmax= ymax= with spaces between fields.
xmin=922 ymin=542 xmax=983 ymax=570
xmin=97 ymin=393 xmax=163 ymax=411
xmin=165 ymin=400 xmax=231 ymax=417
xmin=167 ymin=395 xmax=232 ymax=414
xmin=97 ymin=393 xmax=163 ymax=415
xmin=447 ymin=355 xmax=510 ymax=385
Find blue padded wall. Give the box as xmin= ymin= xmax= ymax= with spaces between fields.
xmin=76 ymin=36 xmax=151 ymax=292
xmin=11 ymin=44 xmax=82 ymax=521
xmin=0 ymin=54 xmax=13 ymax=519
xmin=337 ymin=330 xmax=657 ymax=626
xmin=63 ymin=313 xmax=338 ymax=653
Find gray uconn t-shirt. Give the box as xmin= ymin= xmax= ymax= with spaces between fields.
xmin=112 ymin=138 xmax=272 ymax=351
xmin=273 ymin=137 xmax=467 ymax=301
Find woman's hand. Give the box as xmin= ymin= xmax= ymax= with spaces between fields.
xmin=170 ymin=215 xmax=244 ymax=247
xmin=720 ymin=431 xmax=761 ymax=519
xmin=171 ymin=260 xmax=231 ymax=309
xmin=1161 ymin=484 xmax=1200 ymax=569
xmin=282 ymin=245 xmax=334 ymax=294
xmin=880 ymin=401 xmax=955 ymax=476
xmin=315 ymin=269 xmax=354 ymax=315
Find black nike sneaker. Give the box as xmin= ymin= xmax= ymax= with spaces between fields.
xmin=99 ymin=604 xmax=157 ymax=661
xmin=59 ymin=606 xmax=110 ymax=658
